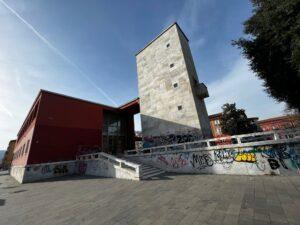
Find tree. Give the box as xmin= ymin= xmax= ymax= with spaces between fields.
xmin=220 ymin=103 xmax=259 ymax=135
xmin=233 ymin=0 xmax=300 ymax=110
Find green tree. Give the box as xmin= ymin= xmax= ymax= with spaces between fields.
xmin=220 ymin=103 xmax=259 ymax=135
xmin=233 ymin=0 xmax=300 ymax=110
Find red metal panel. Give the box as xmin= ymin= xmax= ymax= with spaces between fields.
xmin=26 ymin=91 xmax=104 ymax=164
xmin=12 ymin=120 xmax=36 ymax=166
xmin=13 ymin=90 xmax=137 ymax=166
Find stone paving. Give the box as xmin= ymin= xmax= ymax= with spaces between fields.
xmin=0 ymin=171 xmax=300 ymax=225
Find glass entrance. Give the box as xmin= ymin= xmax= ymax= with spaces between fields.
xmin=102 ymin=111 xmax=126 ymax=155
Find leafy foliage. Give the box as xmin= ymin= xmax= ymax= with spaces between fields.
xmin=233 ymin=0 xmax=300 ymax=110
xmin=220 ymin=103 xmax=259 ymax=135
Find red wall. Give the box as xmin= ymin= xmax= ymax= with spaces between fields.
xmin=12 ymin=120 xmax=36 ymax=166
xmin=27 ymin=92 xmax=110 ymax=164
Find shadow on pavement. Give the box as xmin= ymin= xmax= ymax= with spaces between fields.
xmin=144 ymin=172 xmax=210 ymax=181
xmin=28 ymin=175 xmax=113 ymax=184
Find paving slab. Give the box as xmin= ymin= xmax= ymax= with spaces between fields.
xmin=0 ymin=173 xmax=300 ymax=225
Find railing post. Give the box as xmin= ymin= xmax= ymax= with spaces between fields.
xmin=136 ymin=165 xmax=141 ymax=179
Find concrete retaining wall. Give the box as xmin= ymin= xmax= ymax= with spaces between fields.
xmin=128 ymin=143 xmax=300 ymax=176
xmin=10 ymin=166 xmax=26 ymax=183
xmin=77 ymin=158 xmax=140 ymax=180
xmin=10 ymin=153 xmax=140 ymax=183
xmin=11 ymin=161 xmax=76 ymax=183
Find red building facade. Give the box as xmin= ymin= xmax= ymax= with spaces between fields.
xmin=12 ymin=90 xmax=139 ymax=167
xmin=257 ymin=115 xmax=300 ymax=131
xmin=209 ymin=113 xmax=258 ymax=138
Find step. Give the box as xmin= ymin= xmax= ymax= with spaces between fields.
xmin=142 ymin=170 xmax=165 ymax=179
xmin=141 ymin=165 xmax=155 ymax=170
xmin=142 ymin=167 xmax=162 ymax=174
xmin=122 ymin=157 xmax=165 ymax=179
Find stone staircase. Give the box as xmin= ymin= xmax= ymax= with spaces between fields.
xmin=123 ymin=157 xmax=165 ymax=180
xmin=140 ymin=164 xmax=165 ymax=180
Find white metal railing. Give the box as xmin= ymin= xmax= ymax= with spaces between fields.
xmin=125 ymin=128 xmax=300 ymax=156
xmin=76 ymin=152 xmax=141 ymax=177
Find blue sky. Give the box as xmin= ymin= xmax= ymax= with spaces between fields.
xmin=0 ymin=0 xmax=285 ymax=149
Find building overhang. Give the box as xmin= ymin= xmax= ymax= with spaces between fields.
xmin=119 ymin=98 xmax=140 ymax=115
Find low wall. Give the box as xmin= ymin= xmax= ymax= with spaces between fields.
xmin=76 ymin=158 xmax=140 ymax=180
xmin=128 ymin=143 xmax=300 ymax=176
xmin=10 ymin=166 xmax=26 ymax=183
xmin=11 ymin=161 xmax=76 ymax=183
xmin=10 ymin=153 xmax=141 ymax=183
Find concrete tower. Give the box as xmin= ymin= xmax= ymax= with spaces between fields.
xmin=136 ymin=23 xmax=212 ymax=146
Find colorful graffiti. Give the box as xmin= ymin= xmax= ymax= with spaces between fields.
xmin=135 ymin=143 xmax=300 ymax=175
xmin=157 ymin=155 xmax=169 ymax=166
xmin=235 ymin=152 xmax=256 ymax=163
xmin=41 ymin=165 xmax=51 ymax=174
xmin=53 ymin=164 xmax=68 ymax=175
xmin=250 ymin=144 xmax=300 ymax=170
xmin=170 ymin=153 xmax=189 ymax=168
xmin=214 ymin=149 xmax=235 ymax=164
xmin=78 ymin=162 xmax=87 ymax=174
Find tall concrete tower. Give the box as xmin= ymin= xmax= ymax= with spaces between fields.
xmin=136 ymin=23 xmax=212 ymax=146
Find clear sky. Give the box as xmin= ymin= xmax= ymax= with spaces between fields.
xmin=0 ymin=0 xmax=285 ymax=149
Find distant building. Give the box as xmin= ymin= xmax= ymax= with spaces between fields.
xmin=209 ymin=113 xmax=259 ymax=138
xmin=209 ymin=113 xmax=224 ymax=138
xmin=136 ymin=22 xmax=212 ymax=147
xmin=2 ymin=140 xmax=16 ymax=170
xmin=257 ymin=114 xmax=300 ymax=131
xmin=11 ymin=90 xmax=139 ymax=168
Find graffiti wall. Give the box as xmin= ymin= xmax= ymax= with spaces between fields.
xmin=10 ymin=161 xmax=77 ymax=183
xmin=132 ymin=143 xmax=300 ymax=175
xmin=143 ymin=131 xmax=203 ymax=148
xmin=11 ymin=154 xmax=140 ymax=183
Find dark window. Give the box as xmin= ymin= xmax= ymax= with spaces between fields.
xmin=170 ymin=63 xmax=174 ymax=68
xmin=178 ymin=105 xmax=182 ymax=111
xmin=102 ymin=110 xmax=127 ymax=155
xmin=166 ymin=43 xmax=170 ymax=48
xmin=173 ymin=83 xmax=178 ymax=88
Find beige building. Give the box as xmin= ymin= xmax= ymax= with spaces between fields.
xmin=136 ymin=23 xmax=212 ymax=146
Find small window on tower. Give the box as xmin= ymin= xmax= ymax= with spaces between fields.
xmin=173 ymin=83 xmax=178 ymax=88
xmin=170 ymin=63 xmax=174 ymax=68
xmin=166 ymin=43 xmax=170 ymax=48
xmin=178 ymin=105 xmax=182 ymax=111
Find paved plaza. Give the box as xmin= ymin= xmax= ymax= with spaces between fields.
xmin=0 ymin=172 xmax=300 ymax=225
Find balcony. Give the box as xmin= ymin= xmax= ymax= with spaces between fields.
xmin=196 ymin=82 xmax=209 ymax=98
